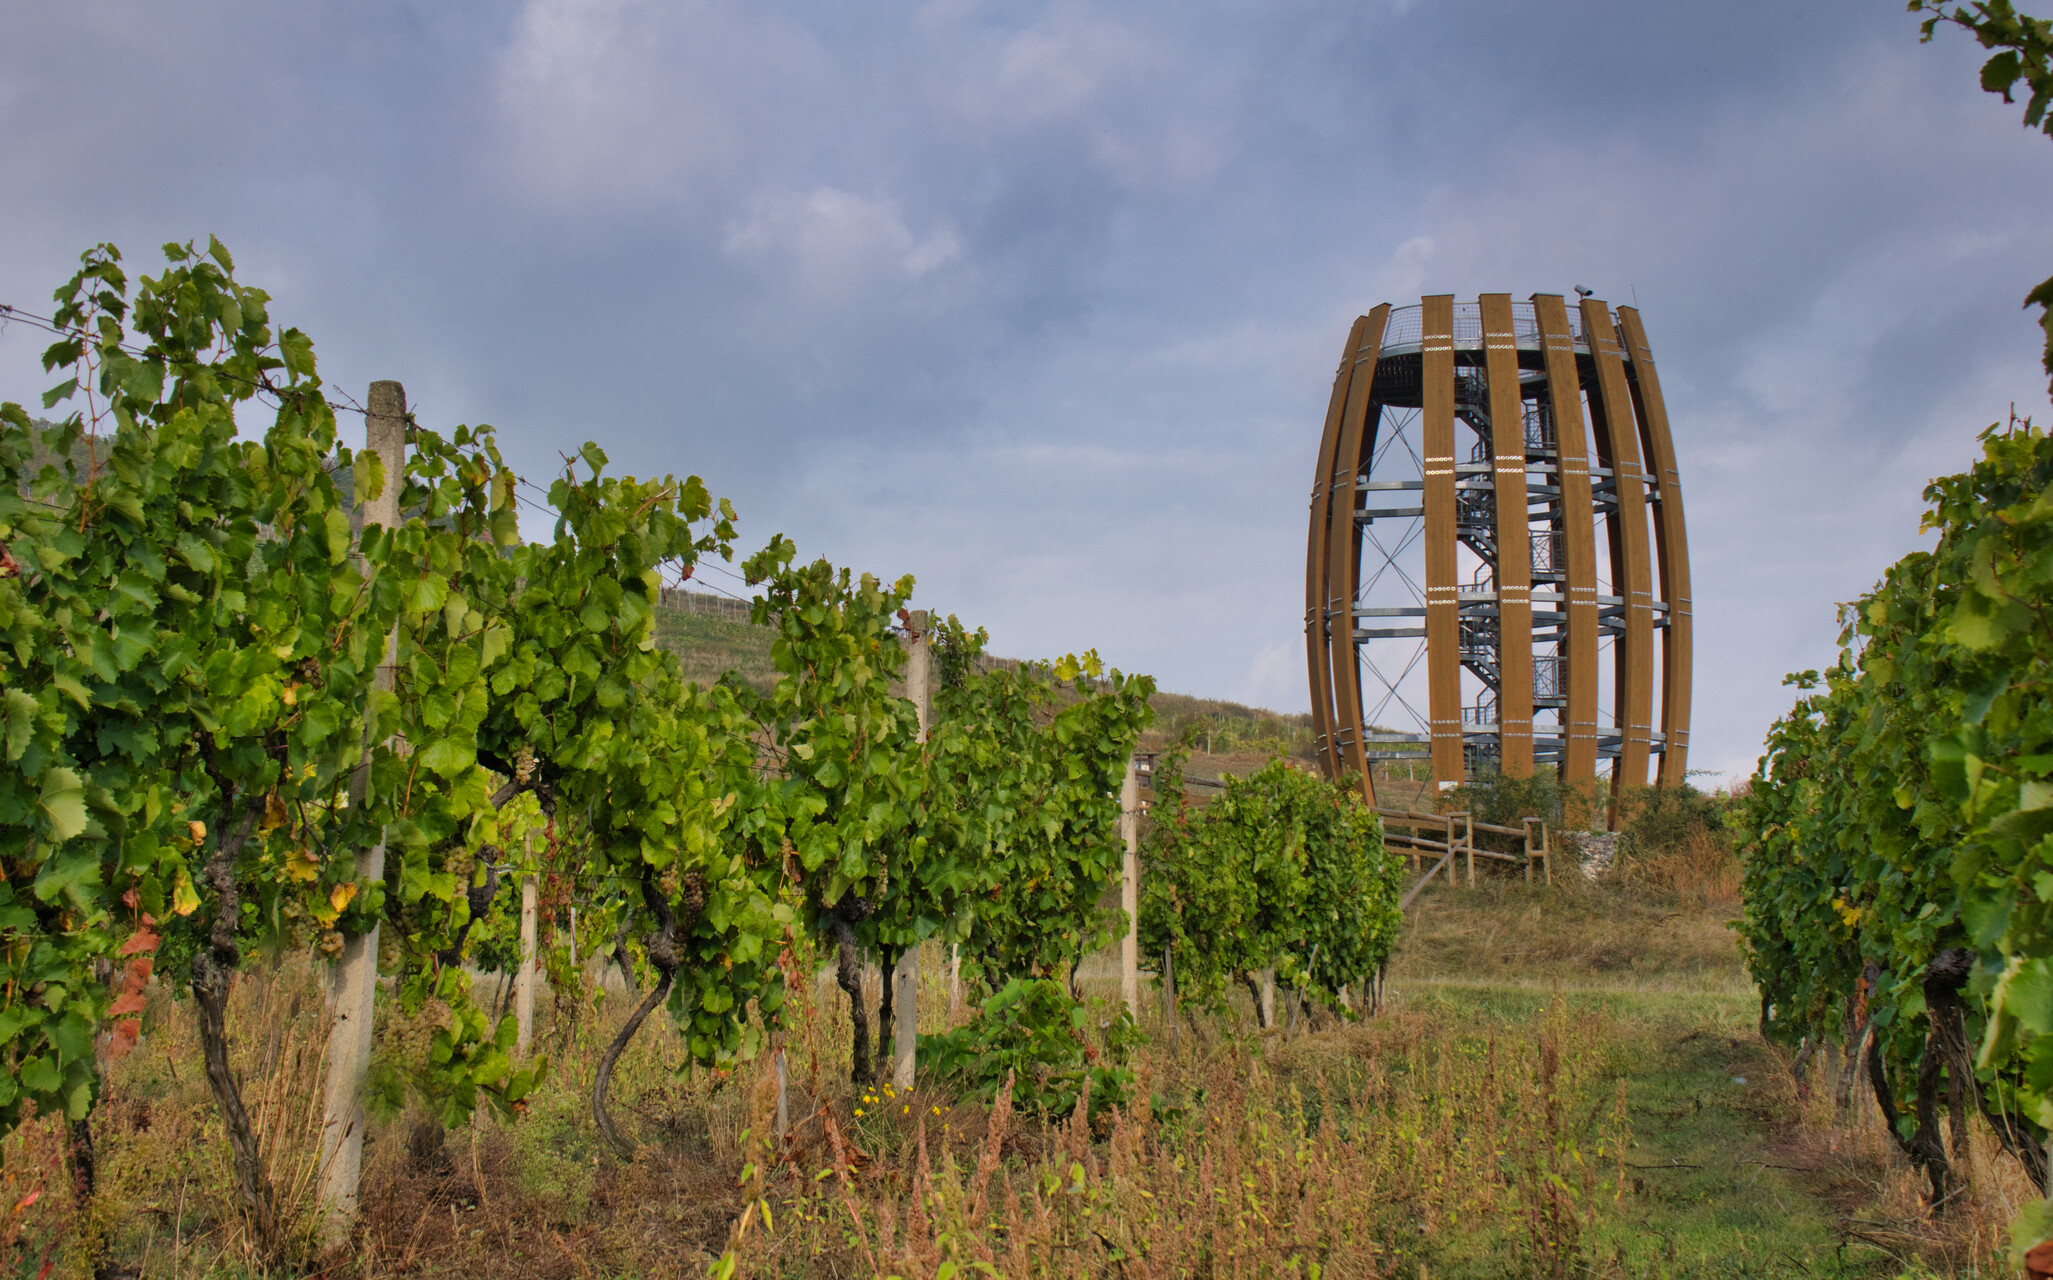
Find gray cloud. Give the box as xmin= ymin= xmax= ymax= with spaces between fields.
xmin=3 ymin=0 xmax=2050 ymax=784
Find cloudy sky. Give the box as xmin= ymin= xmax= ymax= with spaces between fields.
xmin=4 ymin=0 xmax=2051 ymax=781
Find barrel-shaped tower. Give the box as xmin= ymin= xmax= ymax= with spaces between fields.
xmin=1306 ymin=294 xmax=1691 ymax=813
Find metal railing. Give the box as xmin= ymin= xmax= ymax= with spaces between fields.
xmin=1456 ymin=489 xmax=1495 ymax=529
xmin=1465 ymin=405 xmax=1555 ymax=458
xmin=1459 ymin=615 xmax=1499 ymax=652
xmin=1373 ymin=300 xmax=1592 ymax=357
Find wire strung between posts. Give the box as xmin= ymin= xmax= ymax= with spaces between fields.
xmin=693 ymin=558 xmax=753 ymax=587
xmin=6 ymin=301 xmax=759 ymax=617
xmin=676 ymin=574 xmax=753 ymax=608
xmin=511 ymin=473 xmax=754 ymax=602
xmin=0 ymin=300 xmax=371 ymax=417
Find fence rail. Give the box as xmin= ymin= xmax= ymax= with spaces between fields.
xmin=1375 ymin=807 xmax=1551 ymax=896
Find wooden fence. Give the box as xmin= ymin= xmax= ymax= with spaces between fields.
xmin=1375 ymin=808 xmax=1551 ymax=908
xmin=1134 ymin=758 xmax=1551 ymax=909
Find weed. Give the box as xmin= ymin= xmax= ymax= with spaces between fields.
xmin=5 ymin=885 xmax=2017 ymax=1277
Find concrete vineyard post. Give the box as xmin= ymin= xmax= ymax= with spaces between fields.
xmin=516 ymin=833 xmax=538 ymax=1059
xmin=890 ymin=959 xmax=917 ymax=1092
xmin=894 ymin=612 xmax=931 ymax=1091
xmin=1163 ymin=945 xmax=1177 ymax=1049
xmin=1120 ymin=758 xmax=1140 ymax=1018
xmin=319 ymin=380 xmax=405 ymax=1250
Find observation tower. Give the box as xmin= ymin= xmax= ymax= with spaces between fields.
xmin=1305 ymin=294 xmax=1691 ymax=812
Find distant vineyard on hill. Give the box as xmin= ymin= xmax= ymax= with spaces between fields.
xmin=651 ymin=588 xmax=780 ymax=689
xmin=651 ymin=589 xmax=1318 ymax=759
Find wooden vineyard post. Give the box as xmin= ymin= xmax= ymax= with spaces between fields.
xmin=1120 ymin=757 xmax=1141 ymax=1019
xmin=319 ymin=380 xmax=405 ymax=1251
xmin=893 ymin=612 xmax=932 ymax=1092
xmin=1523 ymin=818 xmax=1551 ymax=886
xmin=515 ymin=832 xmax=538 ymax=1059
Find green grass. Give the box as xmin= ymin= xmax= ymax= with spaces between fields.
xmin=1387 ymin=982 xmax=1860 ymax=1277
xmin=654 ymin=602 xmax=778 ymax=690
xmin=1373 ymin=881 xmax=1995 ymax=1279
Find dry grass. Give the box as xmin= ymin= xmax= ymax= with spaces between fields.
xmin=1392 ymin=875 xmax=1750 ymax=994
xmin=1763 ymin=1039 xmax=2039 ymax=1276
xmin=731 ymin=1000 xmax=1629 ymax=1279
xmin=0 ymin=957 xmax=339 ymax=1278
xmin=1614 ymin=826 xmax=1744 ymax=907
xmin=0 ymin=1100 xmax=68 ymax=1277
xmin=2 ymin=874 xmax=2040 ymax=1279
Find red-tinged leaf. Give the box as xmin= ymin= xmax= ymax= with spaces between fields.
xmin=121 ymin=887 xmax=139 ymax=910
xmin=107 ymin=1020 xmax=142 ymax=1062
xmin=12 ymin=1188 xmax=39 ymax=1214
xmin=122 ymin=956 xmax=153 ymax=989
xmin=119 ymin=927 xmax=161 ymax=956
xmin=107 ymin=991 xmax=146 ymax=1018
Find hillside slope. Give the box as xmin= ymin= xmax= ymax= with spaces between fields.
xmin=651 ymin=589 xmax=1318 ymax=763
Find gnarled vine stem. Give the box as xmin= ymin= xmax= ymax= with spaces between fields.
xmin=593 ymin=869 xmax=681 ymax=1158
xmin=190 ymin=797 xmax=281 ymax=1257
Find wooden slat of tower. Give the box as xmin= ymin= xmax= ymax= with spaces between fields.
xmin=1305 ymin=315 xmax=1369 ymax=781
xmin=1421 ymin=295 xmax=1463 ymax=785
xmin=1479 ymin=294 xmax=1532 ymax=776
xmin=1532 ymin=295 xmax=1600 ymax=783
xmin=1616 ymin=307 xmax=1693 ymax=787
xmin=1580 ymin=298 xmax=1656 ymax=792
xmin=1324 ymin=306 xmax=1390 ymax=798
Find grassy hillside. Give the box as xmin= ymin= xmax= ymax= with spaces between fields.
xmin=653 ymin=595 xmax=779 ymax=691
xmin=652 ymin=591 xmax=1324 ymax=767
